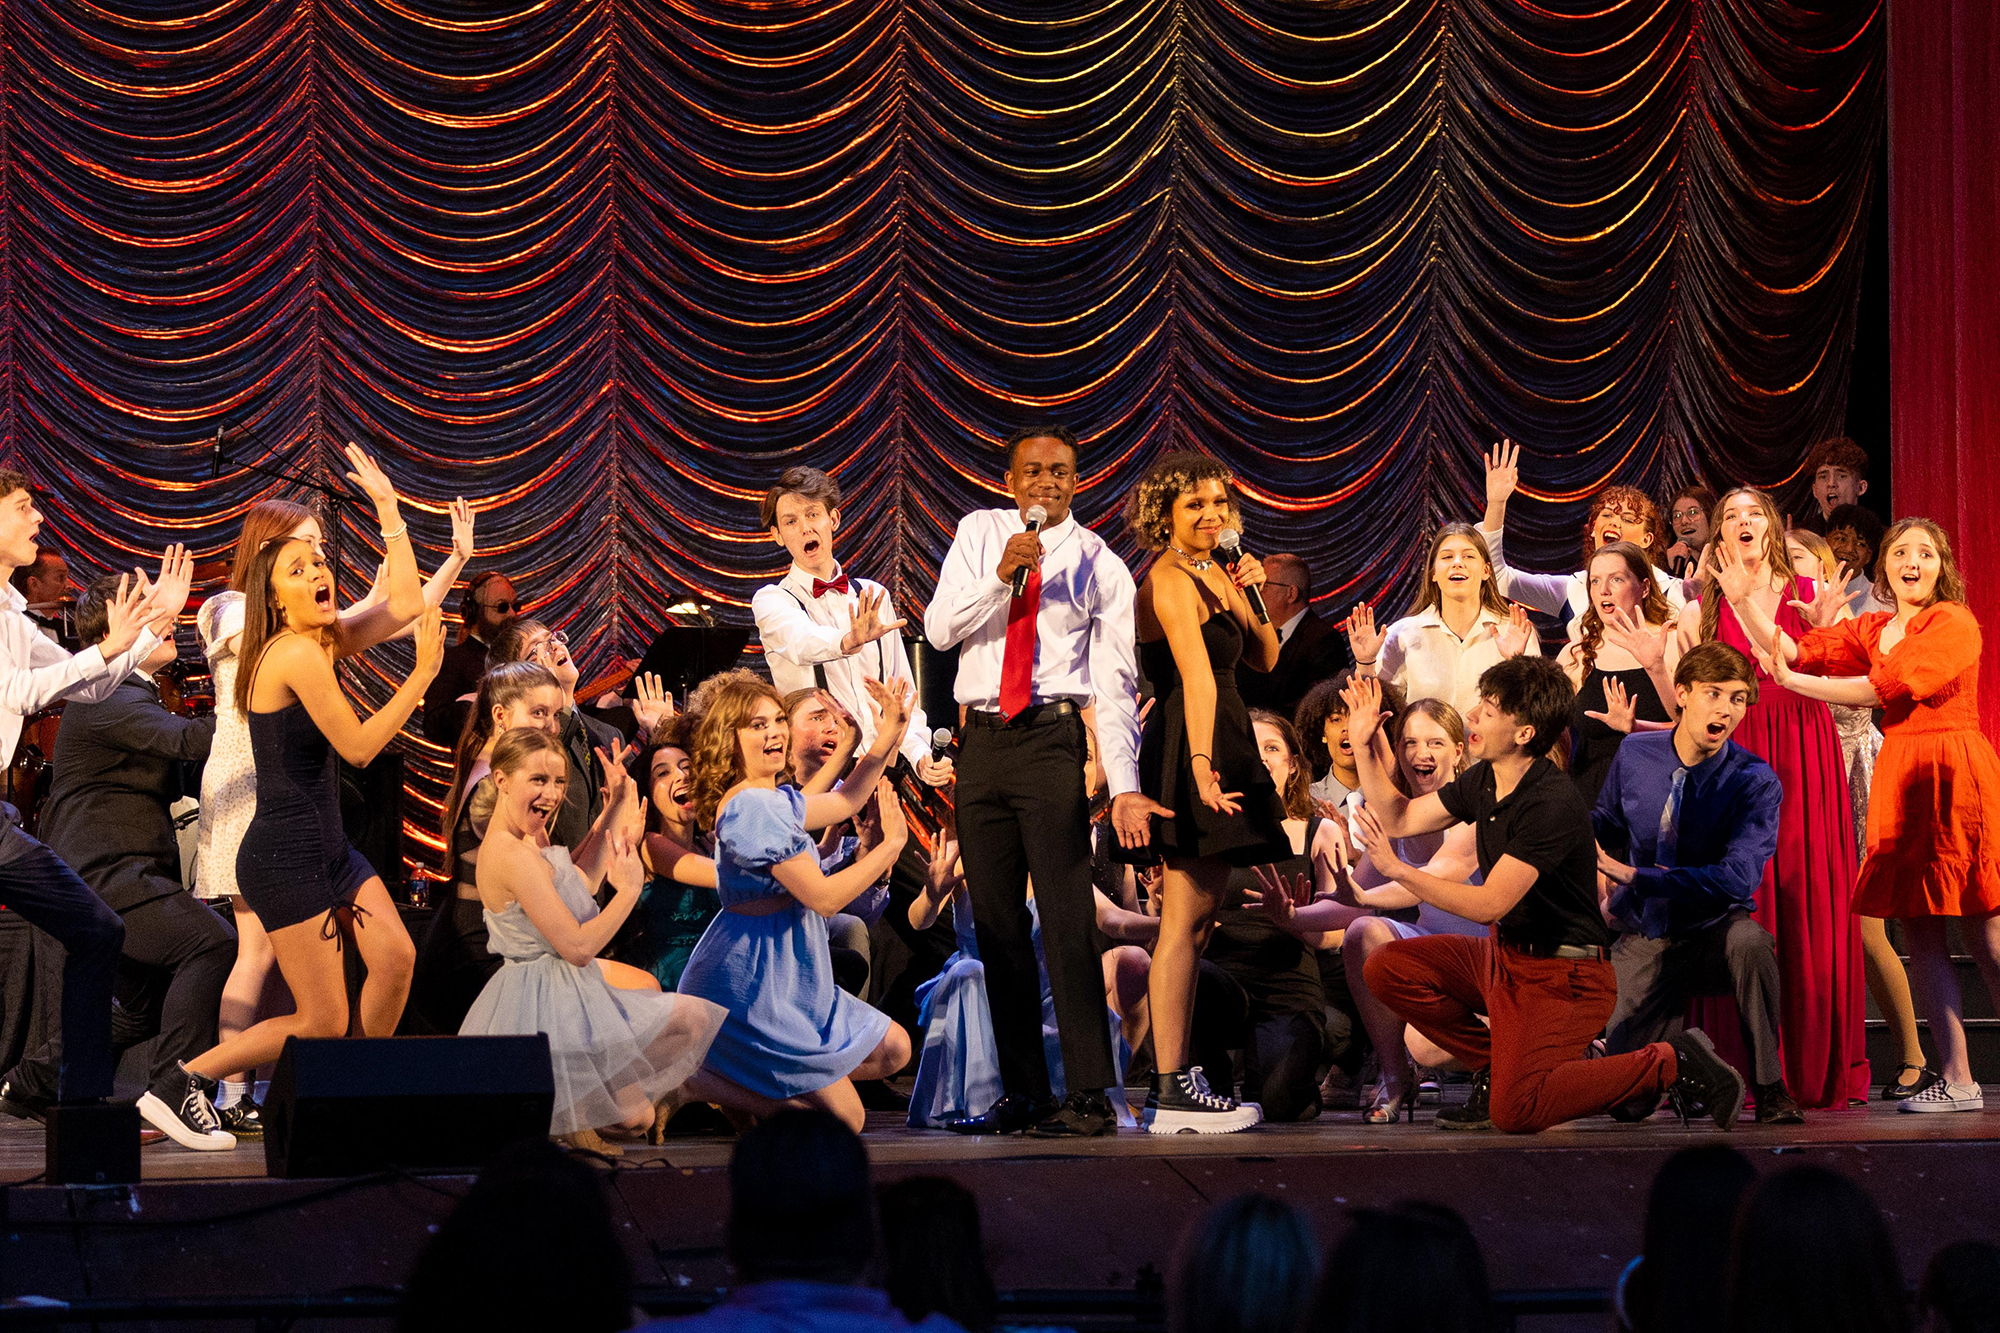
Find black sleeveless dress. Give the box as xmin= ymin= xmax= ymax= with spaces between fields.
xmin=236 ymin=701 xmax=376 ymax=931
xmin=1136 ymin=613 xmax=1291 ymax=867
xmin=1569 ymin=665 xmax=1671 ymax=806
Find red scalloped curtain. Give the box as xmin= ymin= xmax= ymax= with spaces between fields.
xmin=0 ymin=1 xmax=1883 ymax=871
xmin=1889 ymin=0 xmax=2000 ymax=738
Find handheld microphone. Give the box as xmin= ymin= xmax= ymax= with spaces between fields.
xmin=1216 ymin=528 xmax=1269 ymax=625
xmin=212 ymin=424 xmax=225 ymax=479
xmin=1012 ymin=503 xmax=1048 ymax=597
xmin=930 ymin=727 xmax=955 ymax=763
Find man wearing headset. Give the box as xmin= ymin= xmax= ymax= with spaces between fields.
xmin=421 ymin=570 xmax=519 ymax=745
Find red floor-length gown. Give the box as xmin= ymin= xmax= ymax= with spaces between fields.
xmin=1689 ymin=582 xmax=1869 ymax=1108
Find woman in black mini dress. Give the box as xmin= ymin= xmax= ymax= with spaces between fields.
xmin=1127 ymin=452 xmax=1289 ymax=1134
xmin=185 ymin=448 xmax=444 ymax=1096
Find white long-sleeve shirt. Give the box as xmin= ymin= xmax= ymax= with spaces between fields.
xmin=1377 ymin=604 xmax=1540 ymax=719
xmin=0 ymin=585 xmax=163 ymax=768
xmin=1479 ymin=523 xmax=1685 ymax=634
xmin=924 ymin=508 xmax=1142 ymax=797
xmin=750 ymin=564 xmax=930 ymax=773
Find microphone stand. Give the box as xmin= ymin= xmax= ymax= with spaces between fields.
xmin=214 ymin=420 xmax=349 ymax=592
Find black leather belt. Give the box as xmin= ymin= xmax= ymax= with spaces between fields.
xmin=1505 ymin=940 xmax=1610 ymax=962
xmin=966 ymin=700 xmax=1081 ymax=729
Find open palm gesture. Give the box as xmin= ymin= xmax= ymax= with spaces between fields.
xmin=1346 ymin=603 xmax=1384 ymax=665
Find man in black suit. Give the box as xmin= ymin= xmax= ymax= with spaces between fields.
xmin=0 ymin=576 xmax=237 ymax=1151
xmin=1238 ymin=553 xmax=1350 ymax=720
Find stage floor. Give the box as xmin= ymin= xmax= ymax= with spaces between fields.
xmin=7 ymin=1089 xmax=2000 ymax=1183
xmin=6 ymin=1092 xmax=2000 ymax=1320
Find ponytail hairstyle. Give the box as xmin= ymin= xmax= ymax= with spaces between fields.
xmin=443 ymin=661 xmax=562 ymax=874
xmin=230 ymin=500 xmax=317 ymax=593
xmin=1696 ymin=488 xmax=1793 ymax=645
xmin=1575 ymin=542 xmax=1673 ymax=678
xmin=232 ymin=536 xmax=319 ymax=716
xmin=688 ymin=675 xmax=788 ymax=831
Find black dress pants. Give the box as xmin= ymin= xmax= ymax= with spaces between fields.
xmin=8 ymin=886 xmax=236 ymax=1103
xmin=0 ymin=824 xmax=122 ymax=1100
xmin=955 ymin=710 xmax=1115 ymax=1102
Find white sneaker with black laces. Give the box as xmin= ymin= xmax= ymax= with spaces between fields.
xmin=1899 ymin=1080 xmax=1985 ymax=1114
xmin=137 ymin=1063 xmax=237 ymax=1151
xmin=1141 ymin=1068 xmax=1261 ymax=1135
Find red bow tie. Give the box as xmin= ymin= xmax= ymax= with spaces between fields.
xmin=811 ymin=575 xmax=851 ymax=599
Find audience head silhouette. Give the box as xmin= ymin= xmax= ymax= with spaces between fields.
xmin=1310 ymin=1201 xmax=1493 ymax=1333
xmin=397 ymin=1138 xmax=631 ymax=1333
xmin=1918 ymin=1239 xmax=2000 ymax=1333
xmin=1168 ymin=1191 xmax=1318 ymax=1333
xmin=727 ymin=1108 xmax=875 ymax=1285
xmin=878 ymin=1175 xmax=997 ymax=1333
xmin=1725 ymin=1165 xmax=1909 ymax=1333
xmin=1620 ymin=1144 xmax=1755 ymax=1333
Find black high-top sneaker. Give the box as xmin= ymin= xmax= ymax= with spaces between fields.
xmin=136 ymin=1062 xmax=236 ymax=1152
xmin=1434 ymin=1067 xmax=1493 ymax=1131
xmin=1665 ymin=1029 xmax=1746 ymax=1129
xmin=1141 ymin=1069 xmax=1261 ymax=1136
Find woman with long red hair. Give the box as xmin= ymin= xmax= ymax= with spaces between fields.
xmin=1678 ymin=487 xmax=1866 ymax=1109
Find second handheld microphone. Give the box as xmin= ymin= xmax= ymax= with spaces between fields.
xmin=1215 ymin=528 xmax=1269 ymax=625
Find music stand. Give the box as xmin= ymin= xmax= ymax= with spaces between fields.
xmin=637 ymin=625 xmax=752 ymax=702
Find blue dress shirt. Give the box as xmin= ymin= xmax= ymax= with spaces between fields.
xmin=1591 ymin=730 xmax=1783 ymax=939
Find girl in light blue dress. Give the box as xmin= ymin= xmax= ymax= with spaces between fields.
xmin=675 ymin=674 xmax=914 ymax=1134
xmin=461 ymin=728 xmax=726 ymax=1142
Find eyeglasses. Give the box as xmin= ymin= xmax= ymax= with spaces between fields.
xmin=477 ymin=599 xmax=517 ymax=614
xmin=531 ymin=631 xmax=569 ymax=657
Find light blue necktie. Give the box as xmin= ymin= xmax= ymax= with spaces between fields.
xmin=1656 ymin=767 xmax=1687 ymax=869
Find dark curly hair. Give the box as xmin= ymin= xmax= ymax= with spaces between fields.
xmin=1123 ymin=451 xmax=1240 ymax=552
xmin=1583 ymin=486 xmax=1666 ymax=565
xmin=1294 ymin=669 xmax=1405 ymax=782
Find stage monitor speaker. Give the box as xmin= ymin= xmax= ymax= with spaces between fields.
xmin=339 ymin=752 xmax=405 ymax=894
xmin=264 ymin=1035 xmax=553 ymax=1179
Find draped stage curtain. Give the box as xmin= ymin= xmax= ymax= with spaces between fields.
xmin=0 ymin=1 xmax=1882 ymax=872
xmin=1888 ymin=0 xmax=2000 ymax=737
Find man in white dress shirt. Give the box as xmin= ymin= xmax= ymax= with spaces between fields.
xmin=0 ymin=471 xmax=189 ymax=1119
xmin=751 ymin=467 xmax=949 ymax=787
xmin=923 ymin=426 xmax=1165 ymax=1138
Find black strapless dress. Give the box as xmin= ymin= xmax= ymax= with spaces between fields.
xmin=1135 ymin=614 xmax=1292 ymax=867
xmin=236 ymin=701 xmax=377 ymax=931
xmin=1569 ymin=666 xmax=1671 ymax=806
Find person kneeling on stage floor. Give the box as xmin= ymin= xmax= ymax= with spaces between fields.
xmin=1593 ymin=642 xmax=1804 ymax=1126
xmin=1344 ymin=661 xmax=1747 ymax=1133
xmin=1 ymin=574 xmax=236 ymax=1149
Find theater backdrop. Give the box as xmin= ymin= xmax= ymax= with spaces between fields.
xmin=0 ymin=0 xmax=1881 ymax=866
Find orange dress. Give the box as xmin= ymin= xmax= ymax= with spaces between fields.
xmin=1795 ymin=603 xmax=2000 ymax=919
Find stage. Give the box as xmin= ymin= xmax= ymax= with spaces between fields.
xmin=4 ymin=1091 xmax=1999 ymax=1329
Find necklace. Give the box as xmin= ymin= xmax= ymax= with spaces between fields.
xmin=1170 ymin=543 xmax=1214 ymax=571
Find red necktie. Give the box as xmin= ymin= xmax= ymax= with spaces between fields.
xmin=999 ymin=565 xmax=1041 ymax=720
xmin=811 ymin=575 xmax=850 ymax=599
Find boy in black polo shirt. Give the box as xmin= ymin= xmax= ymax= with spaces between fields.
xmin=1342 ymin=660 xmax=1744 ymax=1133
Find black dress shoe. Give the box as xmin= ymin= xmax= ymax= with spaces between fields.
xmin=219 ymin=1098 xmax=264 ymax=1140
xmin=1434 ymin=1068 xmax=1492 ymax=1131
xmin=0 ymin=1077 xmax=50 ymax=1124
xmin=944 ymin=1094 xmax=1058 ymax=1136
xmin=1028 ymin=1092 xmax=1118 ymax=1138
xmin=1752 ymin=1082 xmax=1805 ymax=1126
xmin=1665 ymin=1029 xmax=1746 ymax=1129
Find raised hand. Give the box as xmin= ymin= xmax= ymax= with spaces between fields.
xmin=861 ymin=676 xmax=913 ymax=755
xmin=1707 ymin=540 xmax=1758 ymax=604
xmin=1495 ymin=603 xmax=1533 ymax=659
xmin=1788 ymin=564 xmax=1852 ymax=628
xmin=144 ymin=544 xmax=194 ymax=633
xmin=595 ymin=739 xmax=637 ymax=813
xmin=1583 ymin=676 xmax=1637 ymax=733
xmin=925 ymin=837 xmax=964 ymax=902
xmin=632 ymin=672 xmax=675 ymax=735
xmin=411 ymin=607 xmax=447 ymax=681
xmin=1752 ymin=643 xmax=1793 ymax=689
xmin=1346 ymin=602 xmax=1384 ymax=665
xmin=1352 ymin=805 xmax=1405 ymax=881
xmin=1601 ymin=603 xmax=1665 ymax=671
xmin=449 ymin=497 xmax=476 ymax=563
xmin=874 ymin=780 xmax=909 ymax=849
xmin=1484 ymin=439 xmax=1521 ymax=513
xmin=98 ymin=574 xmax=151 ymax=659
xmin=343 ymin=443 xmax=402 ymax=521
xmin=1342 ymin=672 xmax=1385 ymax=749
xmin=1253 ymin=864 xmax=1314 ymax=933
xmin=606 ymin=823 xmax=646 ymax=895
xmin=841 ymin=586 xmax=907 ymax=653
